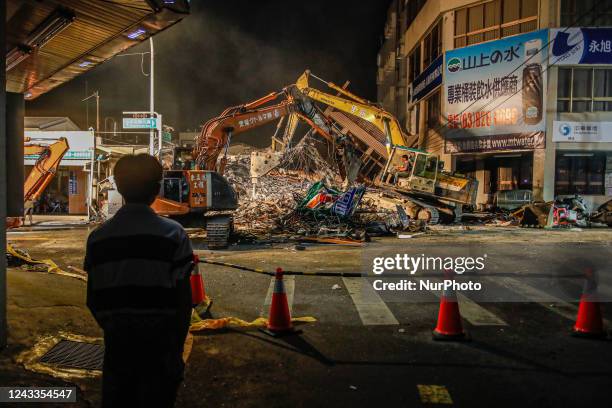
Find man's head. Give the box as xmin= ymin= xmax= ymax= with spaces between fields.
xmin=114 ymin=154 xmax=162 ymax=204
xmin=401 ymin=154 xmax=409 ymax=162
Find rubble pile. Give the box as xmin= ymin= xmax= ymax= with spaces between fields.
xmin=224 ymin=142 xmax=344 ymax=234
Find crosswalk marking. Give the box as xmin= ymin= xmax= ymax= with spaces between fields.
xmin=260 ymin=275 xmax=295 ymax=317
xmin=495 ymin=277 xmax=578 ymax=321
xmin=455 ymin=293 xmax=507 ymax=326
xmin=596 ymin=281 xmax=612 ymax=299
xmin=428 ymin=283 xmax=507 ymax=326
xmin=342 ymin=277 xmax=399 ymax=326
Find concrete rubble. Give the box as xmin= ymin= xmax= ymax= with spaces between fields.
xmin=220 ymin=142 xmax=610 ymax=240
xmin=222 ymin=143 xmax=417 ymax=241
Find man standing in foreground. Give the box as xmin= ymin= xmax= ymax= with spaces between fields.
xmin=85 ymin=154 xmax=193 ymax=407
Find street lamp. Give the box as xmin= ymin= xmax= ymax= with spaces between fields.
xmin=117 ymin=37 xmax=157 ymax=156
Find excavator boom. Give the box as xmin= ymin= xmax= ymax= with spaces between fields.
xmin=24 ymin=137 xmax=70 ymax=201
xmin=194 ymin=88 xmax=338 ymax=173
xmin=295 ymin=70 xmax=411 ymax=149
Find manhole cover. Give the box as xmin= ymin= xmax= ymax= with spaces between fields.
xmin=39 ymin=340 xmax=104 ymax=371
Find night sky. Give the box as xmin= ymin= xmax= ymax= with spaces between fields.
xmin=26 ymin=0 xmax=392 ymax=145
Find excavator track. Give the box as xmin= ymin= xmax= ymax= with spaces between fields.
xmin=206 ymin=215 xmax=232 ymax=249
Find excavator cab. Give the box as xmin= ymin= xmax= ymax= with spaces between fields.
xmin=382 ymin=146 xmax=437 ymax=194
xmin=408 ymin=152 xmax=438 ymax=194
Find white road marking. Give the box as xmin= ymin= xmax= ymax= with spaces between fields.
xmin=429 ymin=285 xmax=507 ymax=326
xmin=260 ymin=276 xmax=295 ymax=317
xmin=495 ymin=277 xmax=578 ymax=321
xmin=342 ymin=278 xmax=399 ymax=326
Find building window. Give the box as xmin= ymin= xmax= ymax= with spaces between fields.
xmin=408 ymin=44 xmax=421 ymax=85
xmin=557 ymin=67 xmax=612 ymax=112
xmin=560 ymin=0 xmax=612 ymax=26
xmin=426 ymin=90 xmax=441 ymax=128
xmin=555 ymin=152 xmax=606 ymax=195
xmin=454 ymin=0 xmax=538 ymax=48
xmin=408 ymin=104 xmax=420 ymax=135
xmin=423 ymin=20 xmax=442 ymax=68
xmin=405 ymin=0 xmax=427 ymax=29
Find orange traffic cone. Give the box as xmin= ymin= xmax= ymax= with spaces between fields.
xmin=191 ymin=254 xmax=212 ymax=316
xmin=260 ymin=267 xmax=301 ymax=337
xmin=573 ymin=276 xmax=605 ymax=338
xmin=433 ymin=273 xmax=469 ymax=341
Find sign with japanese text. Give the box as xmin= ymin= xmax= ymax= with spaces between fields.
xmin=444 ymin=30 xmax=548 ymax=153
xmin=236 ymin=109 xmax=281 ymax=129
xmin=552 ymin=121 xmax=612 ymax=143
xmin=410 ymin=55 xmax=442 ymax=104
xmin=550 ymin=28 xmax=612 ymax=65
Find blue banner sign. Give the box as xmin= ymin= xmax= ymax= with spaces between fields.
xmin=443 ymin=29 xmax=548 ymax=152
xmin=410 ymin=55 xmax=443 ymax=103
xmin=550 ymin=28 xmax=612 ymax=65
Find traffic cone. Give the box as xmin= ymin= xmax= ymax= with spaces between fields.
xmin=433 ymin=273 xmax=469 ymax=341
xmin=260 ymin=267 xmax=301 ymax=337
xmin=191 ymin=254 xmax=212 ymax=316
xmin=572 ymin=275 xmax=605 ymax=338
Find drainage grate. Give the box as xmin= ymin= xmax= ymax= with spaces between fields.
xmin=39 ymin=340 xmax=104 ymax=371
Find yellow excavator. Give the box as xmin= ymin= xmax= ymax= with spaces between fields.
xmin=295 ymin=70 xmax=478 ymax=223
xmin=6 ymin=137 xmax=70 ymax=228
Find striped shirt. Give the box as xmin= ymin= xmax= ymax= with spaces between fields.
xmin=84 ymin=203 xmax=193 ymax=339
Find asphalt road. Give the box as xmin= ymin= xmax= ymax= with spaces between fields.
xmin=4 ymin=227 xmax=612 ymax=407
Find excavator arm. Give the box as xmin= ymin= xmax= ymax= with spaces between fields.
xmin=194 ymin=89 xmax=337 ymax=173
xmin=295 ymin=70 xmax=410 ymax=149
xmin=24 ymin=137 xmax=70 ymax=201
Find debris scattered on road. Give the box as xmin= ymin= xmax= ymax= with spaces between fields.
xmin=5 ymin=243 xmax=84 ymax=280
xmin=331 ymin=284 xmax=341 ymax=290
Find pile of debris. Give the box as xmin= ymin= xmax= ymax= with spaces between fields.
xmin=224 ymin=141 xmax=344 ymax=234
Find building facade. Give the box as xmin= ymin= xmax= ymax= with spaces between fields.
xmin=378 ymin=0 xmax=612 ymax=210
xmin=24 ymin=118 xmax=93 ymax=214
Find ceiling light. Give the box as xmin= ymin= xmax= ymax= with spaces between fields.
xmin=127 ymin=28 xmax=146 ymax=39
xmin=79 ymin=60 xmax=93 ymax=67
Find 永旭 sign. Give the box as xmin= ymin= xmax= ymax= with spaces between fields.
xmin=550 ymin=28 xmax=612 ymax=65
xmin=444 ymin=30 xmax=548 ymax=153
xmin=410 ymin=55 xmax=443 ymax=104
xmin=552 ymin=121 xmax=612 ymax=143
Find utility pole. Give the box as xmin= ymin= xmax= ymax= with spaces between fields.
xmin=1 ymin=0 xmax=7 ymax=349
xmin=149 ymin=37 xmax=155 ymax=156
xmin=82 ymin=91 xmax=99 ymax=218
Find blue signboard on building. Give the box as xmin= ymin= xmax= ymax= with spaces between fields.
xmin=410 ymin=55 xmax=443 ymax=104
xmin=443 ymin=29 xmax=548 ymax=153
xmin=550 ymin=28 xmax=612 ymax=65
